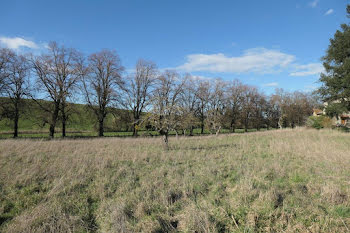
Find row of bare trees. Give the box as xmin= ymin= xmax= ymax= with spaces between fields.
xmin=0 ymin=42 xmax=317 ymax=146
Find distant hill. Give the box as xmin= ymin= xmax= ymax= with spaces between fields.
xmin=0 ymin=98 xmax=133 ymax=135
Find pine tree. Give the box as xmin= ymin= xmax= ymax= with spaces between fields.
xmin=318 ymin=5 xmax=350 ymax=112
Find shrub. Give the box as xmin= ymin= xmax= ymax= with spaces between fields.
xmin=306 ymin=116 xmax=332 ymax=129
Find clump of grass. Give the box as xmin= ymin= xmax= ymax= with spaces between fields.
xmin=0 ymin=128 xmax=349 ymax=232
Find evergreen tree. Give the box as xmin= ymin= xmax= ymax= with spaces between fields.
xmin=318 ymin=5 xmax=350 ymax=111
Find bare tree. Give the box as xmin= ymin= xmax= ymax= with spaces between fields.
xmin=122 ymin=59 xmax=157 ymax=136
xmin=206 ymin=78 xmax=227 ymax=136
xmin=266 ymin=94 xmax=281 ymax=129
xmin=196 ymin=80 xmax=210 ymax=134
xmin=225 ymin=80 xmax=245 ymax=132
xmin=149 ymin=70 xmax=185 ymax=150
xmin=32 ymin=42 xmax=82 ymax=138
xmin=252 ymin=92 xmax=267 ymax=131
xmin=178 ymin=74 xmax=199 ymax=136
xmin=274 ymin=89 xmax=314 ymax=128
xmin=82 ymin=49 xmax=124 ymax=137
xmin=0 ymin=47 xmax=15 ymax=94
xmin=2 ymin=53 xmax=31 ymax=137
xmin=240 ymin=85 xmax=258 ymax=132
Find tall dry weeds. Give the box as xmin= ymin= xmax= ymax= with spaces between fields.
xmin=0 ymin=128 xmax=349 ymax=232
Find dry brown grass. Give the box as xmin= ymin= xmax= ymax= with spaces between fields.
xmin=0 ymin=128 xmax=349 ymax=232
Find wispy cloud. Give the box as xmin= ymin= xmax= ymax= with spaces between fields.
xmin=176 ymin=48 xmax=295 ymax=74
xmin=289 ymin=63 xmax=324 ymax=76
xmin=309 ymin=0 xmax=319 ymax=8
xmin=0 ymin=36 xmax=38 ymax=49
xmin=324 ymin=9 xmax=334 ymax=15
xmin=263 ymin=82 xmax=279 ymax=87
xmin=191 ymin=75 xmax=214 ymax=80
xmin=304 ymin=84 xmax=319 ymax=92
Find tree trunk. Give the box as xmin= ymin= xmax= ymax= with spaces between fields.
xmin=49 ymin=124 xmax=55 ymax=139
xmin=62 ymin=118 xmax=66 ymax=137
xmin=201 ymin=120 xmax=204 ymax=134
xmin=215 ymin=126 xmax=221 ymax=136
xmin=13 ymin=100 xmax=19 ymax=138
xmin=61 ymin=102 xmax=66 ymax=138
xmin=230 ymin=120 xmax=236 ymax=133
xmin=49 ymin=102 xmax=60 ymax=139
xmin=132 ymin=122 xmax=138 ymax=137
xmin=189 ymin=126 xmax=193 ymax=136
xmin=98 ymin=118 xmax=104 ymax=137
xmin=278 ymin=116 xmax=283 ymax=129
xmin=163 ymin=133 xmax=169 ymax=150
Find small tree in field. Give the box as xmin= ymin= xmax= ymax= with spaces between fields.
xmin=149 ymin=70 xmax=185 ymax=150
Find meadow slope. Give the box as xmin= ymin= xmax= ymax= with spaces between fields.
xmin=0 ymin=128 xmax=349 ymax=232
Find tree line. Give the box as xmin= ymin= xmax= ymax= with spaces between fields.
xmin=0 ymin=42 xmax=317 ymax=147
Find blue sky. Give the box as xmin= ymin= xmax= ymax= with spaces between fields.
xmin=1 ymin=0 xmax=348 ymax=93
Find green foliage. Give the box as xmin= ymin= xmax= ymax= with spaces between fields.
xmin=0 ymin=98 xmax=132 ymax=135
xmin=325 ymin=102 xmax=348 ymax=118
xmin=318 ymin=5 xmax=350 ymax=111
xmin=306 ymin=116 xmax=332 ymax=129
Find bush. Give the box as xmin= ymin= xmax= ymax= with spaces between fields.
xmin=306 ymin=116 xmax=332 ymax=129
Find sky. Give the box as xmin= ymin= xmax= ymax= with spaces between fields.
xmin=1 ymin=0 xmax=349 ymax=94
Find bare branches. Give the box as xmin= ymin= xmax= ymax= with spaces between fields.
xmin=32 ymin=41 xmax=82 ymax=138
xmin=82 ymin=49 xmax=124 ymax=136
xmin=206 ymin=78 xmax=227 ymax=135
xmin=121 ymin=59 xmax=157 ymax=136
xmin=1 ymin=42 xmax=317 ymax=143
xmin=149 ymin=70 xmax=186 ymax=149
xmin=0 ymin=50 xmax=31 ymax=137
xmin=0 ymin=47 xmax=15 ymax=94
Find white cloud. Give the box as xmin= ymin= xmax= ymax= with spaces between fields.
xmin=324 ymin=9 xmax=334 ymax=15
xmin=263 ymin=82 xmax=279 ymax=87
xmin=177 ymin=48 xmax=295 ymax=74
xmin=0 ymin=37 xmax=38 ymax=49
xmin=309 ymin=0 xmax=319 ymax=8
xmin=304 ymin=84 xmax=319 ymax=92
xmin=191 ymin=75 xmax=214 ymax=80
xmin=289 ymin=63 xmax=324 ymax=76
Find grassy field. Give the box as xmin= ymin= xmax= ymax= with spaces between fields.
xmin=0 ymin=128 xmax=349 ymax=232
xmin=0 ymin=128 xmax=260 ymax=139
